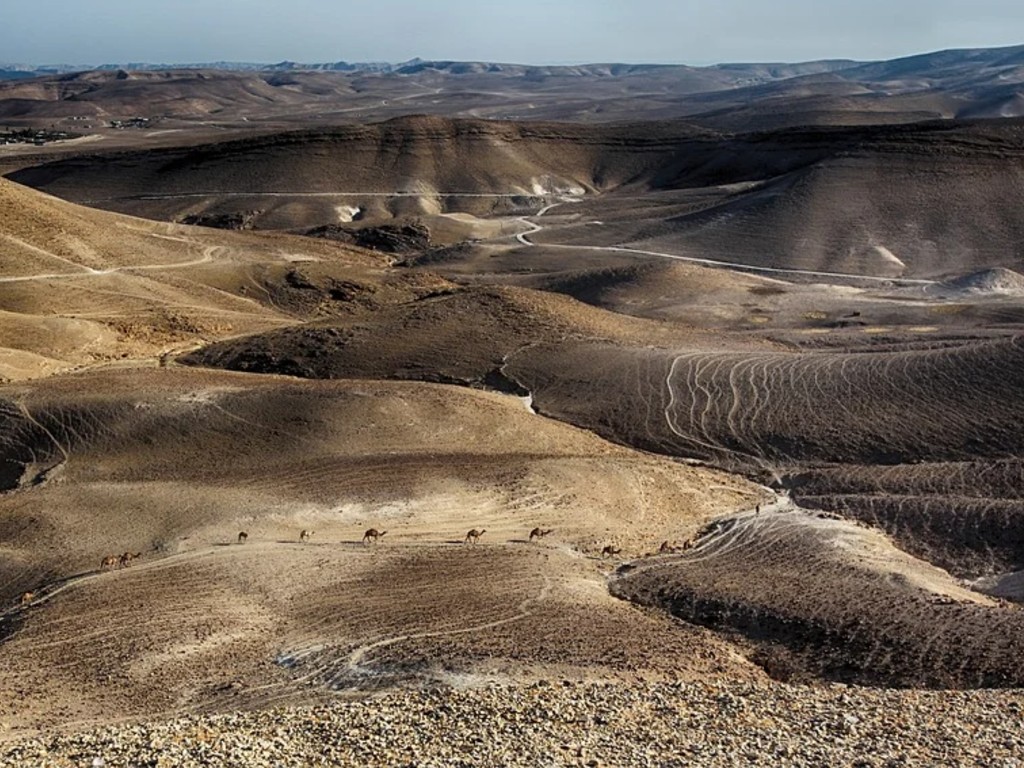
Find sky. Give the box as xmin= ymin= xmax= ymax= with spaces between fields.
xmin=2 ymin=0 xmax=1024 ymax=66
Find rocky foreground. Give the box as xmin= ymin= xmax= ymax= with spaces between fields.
xmin=2 ymin=680 xmax=1023 ymax=767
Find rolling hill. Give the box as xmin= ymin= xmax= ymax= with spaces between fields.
xmin=2 ymin=46 xmax=1023 ymax=128
xmin=5 ymin=44 xmax=1024 ymax=744
xmin=0 ymin=367 xmax=762 ymax=729
xmin=0 ymin=177 xmax=412 ymax=379
xmin=11 ymin=117 xmax=1024 ymax=279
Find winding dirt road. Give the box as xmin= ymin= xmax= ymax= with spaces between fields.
xmin=514 ymin=201 xmax=937 ymax=286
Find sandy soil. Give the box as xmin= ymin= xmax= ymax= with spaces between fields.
xmin=0 ymin=367 xmax=765 ymax=735
xmin=1 ymin=106 xmax=1024 ymax=745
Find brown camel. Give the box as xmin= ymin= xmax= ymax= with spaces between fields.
xmin=237 ymin=531 xmax=248 ymax=544
xmin=300 ymin=529 xmax=313 ymax=543
xmin=529 ymin=527 xmax=554 ymax=541
xmin=362 ymin=528 xmax=386 ymax=544
xmin=119 ymin=552 xmax=141 ymax=568
xmin=601 ymin=545 xmax=621 ymax=558
xmin=101 ymin=554 xmax=119 ymax=571
xmin=465 ymin=529 xmax=486 ymax=544
xmin=19 ymin=591 xmax=34 ymax=606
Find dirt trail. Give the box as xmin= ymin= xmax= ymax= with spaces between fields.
xmin=513 ymin=200 xmax=936 ymax=285
xmin=0 ymin=242 xmax=220 ymax=284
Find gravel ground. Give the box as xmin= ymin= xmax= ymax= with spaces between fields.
xmin=3 ymin=680 xmax=1023 ymax=767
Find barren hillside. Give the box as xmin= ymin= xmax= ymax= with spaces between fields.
xmin=11 ymin=117 xmax=1024 ymax=278
xmin=0 ymin=178 xmax=433 ymax=379
xmin=0 ymin=367 xmax=762 ymax=730
xmin=183 ymin=286 xmax=1024 ymax=601
xmin=182 ymin=284 xmax=728 ymax=384
xmin=0 ymin=69 xmax=354 ymax=122
xmin=4 ymin=47 xmax=1024 ymax=744
xmin=2 ymin=46 xmax=1023 ymax=129
xmin=612 ymin=509 xmax=1024 ymax=688
xmin=184 ymin=296 xmax=1024 ymax=474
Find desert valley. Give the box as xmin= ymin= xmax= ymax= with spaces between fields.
xmin=0 ymin=41 xmax=1023 ymax=766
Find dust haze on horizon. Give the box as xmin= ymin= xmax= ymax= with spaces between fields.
xmin=3 ymin=0 xmax=1024 ymax=66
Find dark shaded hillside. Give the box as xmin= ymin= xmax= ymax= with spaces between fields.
xmin=182 ymin=281 xmax=1024 ymax=479
xmin=14 ymin=115 xmax=1024 ymax=201
xmin=11 ymin=117 xmax=1024 ymax=279
xmin=506 ymin=336 xmax=1024 ymax=471
xmin=8 ymin=116 xmax=718 ymax=202
xmin=612 ymin=511 xmax=1024 ymax=688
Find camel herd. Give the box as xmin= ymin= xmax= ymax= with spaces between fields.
xmin=659 ymin=539 xmax=694 ymax=554
xmin=16 ymin=556 xmax=138 ymax=610
xmin=10 ymin=523 xmax=707 ymax=612
xmin=83 ymin=528 xmax=694 ymax=578
xmin=87 ymin=532 xmax=692 ymax=572
xmin=231 ymin=526 xmax=533 ymax=547
xmin=222 ymin=526 xmax=696 ymax=558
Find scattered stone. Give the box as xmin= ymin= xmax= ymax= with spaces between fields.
xmin=2 ymin=680 xmax=1023 ymax=767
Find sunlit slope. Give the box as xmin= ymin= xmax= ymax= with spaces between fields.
xmin=0 ymin=367 xmax=761 ymax=729
xmin=0 ymin=178 xmax=398 ymax=379
xmin=0 ymin=367 xmax=758 ymax=601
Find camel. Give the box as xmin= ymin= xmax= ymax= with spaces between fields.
xmin=659 ymin=540 xmax=674 ymax=554
xmin=101 ymin=554 xmax=119 ymax=571
xmin=119 ymin=552 xmax=141 ymax=568
xmin=237 ymin=531 xmax=248 ymax=544
xmin=601 ymin=545 xmax=621 ymax=558
xmin=529 ymin=527 xmax=553 ymax=542
xmin=19 ymin=591 xmax=34 ymax=606
xmin=465 ymin=529 xmax=486 ymax=544
xmin=300 ymin=529 xmax=313 ymax=543
xmin=362 ymin=528 xmax=386 ymax=545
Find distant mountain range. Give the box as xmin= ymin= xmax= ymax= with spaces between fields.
xmin=2 ymin=45 xmax=1022 ymax=129
xmin=1 ymin=58 xmax=413 ymax=78
xmin=1 ymin=44 xmax=1022 ymax=80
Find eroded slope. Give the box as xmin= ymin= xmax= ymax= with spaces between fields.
xmin=0 ymin=367 xmax=763 ymax=731
xmin=612 ymin=509 xmax=1024 ymax=688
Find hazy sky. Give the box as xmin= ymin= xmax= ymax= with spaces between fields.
xmin=3 ymin=0 xmax=1024 ymax=65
